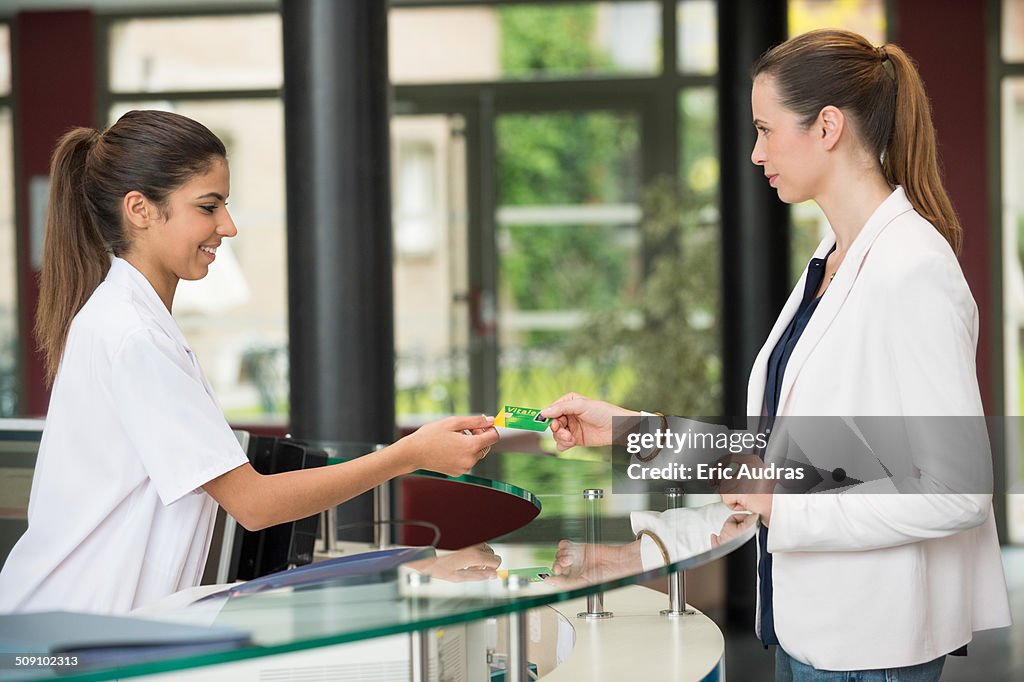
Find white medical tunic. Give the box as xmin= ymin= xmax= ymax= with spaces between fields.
xmin=0 ymin=258 xmax=248 ymax=614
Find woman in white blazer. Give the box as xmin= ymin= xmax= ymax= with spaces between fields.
xmin=539 ymin=29 xmax=1011 ymax=681
xmin=0 ymin=110 xmax=500 ymax=614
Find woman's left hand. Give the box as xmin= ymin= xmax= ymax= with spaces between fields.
xmin=721 ymin=492 xmax=773 ymax=527
xmin=710 ymin=512 xmax=759 ymax=548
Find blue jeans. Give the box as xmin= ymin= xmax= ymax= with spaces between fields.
xmin=774 ymin=648 xmax=946 ymax=682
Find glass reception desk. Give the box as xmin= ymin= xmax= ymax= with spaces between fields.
xmin=0 ymin=427 xmax=758 ymax=682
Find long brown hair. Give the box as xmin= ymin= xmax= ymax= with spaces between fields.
xmin=36 ymin=110 xmax=226 ymax=384
xmin=752 ymin=29 xmax=961 ymax=254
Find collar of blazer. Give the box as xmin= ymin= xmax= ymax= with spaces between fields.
xmin=745 ymin=186 xmax=916 ymax=417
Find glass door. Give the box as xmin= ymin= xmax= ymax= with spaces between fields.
xmin=388 ymin=103 xmax=651 ymax=433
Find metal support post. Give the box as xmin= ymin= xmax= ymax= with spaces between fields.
xmin=409 ymin=629 xmax=430 ymax=682
xmin=374 ymin=480 xmax=391 ymax=549
xmin=505 ymin=575 xmax=530 ymax=682
xmin=407 ymin=571 xmax=431 ymax=682
xmin=578 ymin=489 xmax=613 ymax=619
xmin=662 ymin=487 xmax=693 ymax=617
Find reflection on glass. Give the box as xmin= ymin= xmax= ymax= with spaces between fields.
xmin=1005 ymin=0 xmax=1024 ymax=62
xmin=1003 ymin=77 xmax=1024 ymax=543
xmin=495 ymin=111 xmax=641 ymax=419
xmin=789 ymin=0 xmax=886 ymax=43
xmin=108 ymin=15 xmax=282 ymax=92
xmin=391 ymin=116 xmax=471 ymax=420
xmin=547 ymin=504 xmax=756 ymax=586
xmin=109 ymin=101 xmax=287 ymax=422
xmin=389 ymin=2 xmax=660 ymax=84
xmin=677 ymin=0 xmax=717 ymax=74
xmin=0 ymin=25 xmax=9 ymax=95
xmin=0 ymin=108 xmax=15 ymax=416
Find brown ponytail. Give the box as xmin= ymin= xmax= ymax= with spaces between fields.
xmin=752 ymin=29 xmax=962 ymax=254
xmin=35 ymin=110 xmax=227 ymax=384
xmin=880 ymin=44 xmax=962 ymax=254
xmin=35 ymin=128 xmax=110 ymax=384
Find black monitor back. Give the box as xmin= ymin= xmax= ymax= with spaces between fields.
xmin=226 ymin=436 xmax=328 ymax=581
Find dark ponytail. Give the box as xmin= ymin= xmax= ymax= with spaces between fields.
xmin=752 ymin=29 xmax=962 ymax=254
xmin=35 ymin=110 xmax=226 ymax=384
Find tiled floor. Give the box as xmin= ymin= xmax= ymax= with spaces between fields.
xmin=711 ymin=547 xmax=1024 ymax=681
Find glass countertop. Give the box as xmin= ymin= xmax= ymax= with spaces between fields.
xmin=2 ymin=448 xmax=757 ymax=681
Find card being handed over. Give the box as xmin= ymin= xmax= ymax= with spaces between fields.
xmin=492 ymin=405 xmax=551 ymax=432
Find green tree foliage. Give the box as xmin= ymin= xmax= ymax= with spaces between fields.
xmin=499 ymin=5 xmax=610 ymax=79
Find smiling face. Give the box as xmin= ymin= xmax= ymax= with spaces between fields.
xmin=750 ymin=75 xmax=828 ymax=204
xmin=123 ymin=156 xmax=237 ymax=309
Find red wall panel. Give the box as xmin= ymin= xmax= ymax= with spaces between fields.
xmin=14 ymin=10 xmax=95 ymax=416
xmin=895 ymin=1 xmax=994 ymax=412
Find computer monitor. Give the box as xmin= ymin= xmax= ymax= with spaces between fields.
xmin=223 ymin=436 xmax=328 ymax=581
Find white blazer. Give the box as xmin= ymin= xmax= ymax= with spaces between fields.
xmin=747 ymin=187 xmax=1011 ymax=670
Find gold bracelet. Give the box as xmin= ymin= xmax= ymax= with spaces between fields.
xmin=634 ymin=411 xmax=669 ymax=462
xmin=635 ymin=529 xmax=671 ymax=566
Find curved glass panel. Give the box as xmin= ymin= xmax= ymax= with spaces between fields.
xmin=0 ymin=439 xmax=754 ymax=681
xmin=13 ymin=516 xmax=751 ymax=680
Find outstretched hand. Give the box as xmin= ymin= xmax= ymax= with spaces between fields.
xmin=400 ymin=415 xmax=498 ymax=477
xmin=539 ymin=393 xmax=640 ymax=452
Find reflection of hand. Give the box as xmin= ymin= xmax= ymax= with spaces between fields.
xmin=710 ymin=512 xmax=758 ymax=549
xmin=547 ymin=539 xmax=642 ymax=584
xmin=540 ymin=393 xmax=639 ymax=452
xmin=398 ymin=416 xmax=499 ymax=476
xmin=407 ymin=543 xmax=502 ymax=582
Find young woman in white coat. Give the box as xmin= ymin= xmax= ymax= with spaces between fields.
xmin=0 ymin=110 xmax=500 ymax=615
xmin=538 ymin=29 xmax=1011 ymax=682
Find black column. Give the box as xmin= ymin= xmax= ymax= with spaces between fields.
xmin=282 ymin=0 xmax=394 ymax=537
xmin=718 ymin=0 xmax=789 ymax=626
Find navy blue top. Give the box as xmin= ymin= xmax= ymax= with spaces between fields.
xmin=755 ymin=247 xmax=967 ymax=657
xmin=757 ymin=247 xmax=831 ymax=646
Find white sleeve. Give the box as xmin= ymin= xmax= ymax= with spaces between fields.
xmin=768 ymin=253 xmax=992 ymax=553
xmin=111 ymin=328 xmax=249 ymax=506
xmin=767 ymin=492 xmax=990 ymax=553
xmin=630 ymin=503 xmax=741 ymax=569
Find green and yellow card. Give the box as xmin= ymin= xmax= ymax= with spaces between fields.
xmin=497 ymin=566 xmax=552 ymax=582
xmin=493 ymin=405 xmax=551 ymax=431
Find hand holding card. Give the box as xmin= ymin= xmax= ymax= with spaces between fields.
xmin=539 ymin=393 xmax=641 ymax=451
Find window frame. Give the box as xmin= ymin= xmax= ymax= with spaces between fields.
xmin=95 ymin=7 xmax=281 ymax=122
